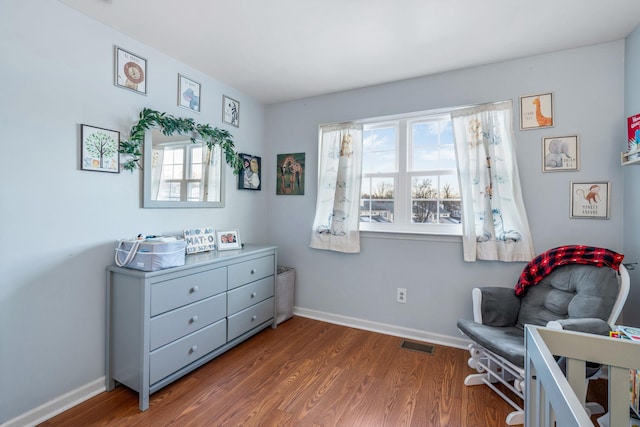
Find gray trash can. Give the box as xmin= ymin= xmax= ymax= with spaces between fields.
xmin=276 ymin=266 xmax=295 ymax=324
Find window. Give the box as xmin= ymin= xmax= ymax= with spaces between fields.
xmin=156 ymin=143 xmax=207 ymax=202
xmin=359 ymin=113 xmax=462 ymax=235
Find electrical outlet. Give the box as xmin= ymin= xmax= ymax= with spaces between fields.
xmin=397 ymin=288 xmax=407 ymax=304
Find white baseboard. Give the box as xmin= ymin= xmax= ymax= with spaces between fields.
xmin=293 ymin=307 xmax=471 ymax=350
xmin=3 ymin=377 xmax=106 ymax=427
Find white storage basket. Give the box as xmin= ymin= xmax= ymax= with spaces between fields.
xmin=115 ymin=238 xmax=186 ymax=272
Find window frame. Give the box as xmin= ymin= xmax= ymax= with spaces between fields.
xmin=157 ymin=143 xmax=208 ymax=202
xmin=359 ymin=112 xmax=462 ymax=236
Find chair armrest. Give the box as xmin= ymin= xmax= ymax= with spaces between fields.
xmin=472 ymin=287 xmax=520 ymax=326
xmin=546 ymin=318 xmax=612 ymax=336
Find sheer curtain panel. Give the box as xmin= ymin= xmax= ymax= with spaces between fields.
xmin=310 ymin=123 xmax=363 ymax=253
xmin=452 ymin=101 xmax=535 ymax=262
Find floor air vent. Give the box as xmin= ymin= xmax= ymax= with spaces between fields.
xmin=400 ymin=340 xmax=435 ymax=355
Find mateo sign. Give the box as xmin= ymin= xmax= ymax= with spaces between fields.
xmin=183 ymin=227 xmax=216 ymax=254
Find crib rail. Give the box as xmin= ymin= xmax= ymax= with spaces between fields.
xmin=525 ymin=325 xmax=640 ymax=427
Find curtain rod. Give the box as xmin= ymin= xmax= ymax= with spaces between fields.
xmin=319 ymin=99 xmax=512 ymax=127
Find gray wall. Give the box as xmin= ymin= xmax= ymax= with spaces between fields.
xmin=265 ymin=41 xmax=626 ymax=342
xmin=624 ymin=25 xmax=640 ymax=325
xmin=0 ymin=1 xmax=268 ymax=423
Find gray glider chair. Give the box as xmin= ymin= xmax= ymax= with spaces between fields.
xmin=457 ymin=253 xmax=629 ymax=425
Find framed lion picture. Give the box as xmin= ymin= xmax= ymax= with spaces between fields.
xmin=114 ymin=46 xmax=147 ymax=95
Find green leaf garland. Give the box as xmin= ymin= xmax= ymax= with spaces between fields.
xmin=118 ymin=108 xmax=243 ymax=173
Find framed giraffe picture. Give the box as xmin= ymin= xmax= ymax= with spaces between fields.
xmin=276 ymin=152 xmax=305 ymax=195
xmin=520 ymin=92 xmax=554 ymax=130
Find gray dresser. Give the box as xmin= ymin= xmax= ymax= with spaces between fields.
xmin=106 ymin=244 xmax=277 ymax=410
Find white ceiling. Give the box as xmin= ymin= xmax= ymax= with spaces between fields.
xmin=58 ymin=0 xmax=640 ymax=104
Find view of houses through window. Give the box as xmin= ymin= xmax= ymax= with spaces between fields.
xmin=360 ymin=113 xmax=462 ymax=234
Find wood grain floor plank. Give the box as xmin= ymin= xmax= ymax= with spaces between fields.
xmin=39 ymin=317 xmax=607 ymax=427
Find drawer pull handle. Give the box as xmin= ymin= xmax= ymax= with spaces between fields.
xmin=251 ymin=292 xmax=257 ymax=298
xmin=251 ymin=315 xmax=257 ymax=322
xmin=190 ymin=286 xmax=199 ymax=293
xmin=190 ymin=345 xmax=198 ymax=353
xmin=190 ymin=315 xmax=198 ymax=323
xmin=250 ymin=269 xmax=256 ymax=275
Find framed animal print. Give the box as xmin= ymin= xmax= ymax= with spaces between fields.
xmin=542 ymin=135 xmax=579 ymax=172
xmin=520 ymin=92 xmax=554 ymax=130
xmin=277 ymin=153 xmax=305 ymax=195
xmin=178 ymin=74 xmax=201 ymax=112
xmin=570 ymin=181 xmax=610 ymax=219
xmin=222 ymin=95 xmax=239 ymax=127
xmin=114 ymin=46 xmax=147 ymax=95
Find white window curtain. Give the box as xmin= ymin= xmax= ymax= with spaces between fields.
xmin=451 ymin=101 xmax=535 ymax=262
xmin=310 ymin=123 xmax=363 ymax=253
xmin=151 ymin=147 xmax=164 ymax=200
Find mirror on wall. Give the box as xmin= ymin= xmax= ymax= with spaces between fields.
xmin=143 ymin=129 xmax=224 ymax=208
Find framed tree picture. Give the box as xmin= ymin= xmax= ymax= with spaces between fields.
xmin=81 ymin=124 xmax=120 ymax=173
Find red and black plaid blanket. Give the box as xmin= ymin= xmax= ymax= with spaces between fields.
xmin=515 ymin=245 xmax=624 ymax=296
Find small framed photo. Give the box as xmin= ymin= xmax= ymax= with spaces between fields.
xmin=216 ymin=230 xmax=241 ymax=250
xmin=520 ymin=92 xmax=553 ymax=130
xmin=238 ymin=153 xmax=261 ymax=190
xmin=542 ymin=135 xmax=579 ymax=172
xmin=81 ymin=124 xmax=120 ymax=173
xmin=114 ymin=46 xmax=147 ymax=95
xmin=178 ymin=74 xmax=201 ymax=112
xmin=570 ymin=181 xmax=610 ymax=219
xmin=222 ymin=95 xmax=240 ymax=127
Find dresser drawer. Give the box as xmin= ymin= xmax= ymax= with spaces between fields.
xmin=227 ymin=276 xmax=274 ymax=315
xmin=149 ymin=293 xmax=226 ymax=351
xmin=151 ymin=267 xmax=227 ymax=316
xmin=227 ymin=297 xmax=274 ymax=341
xmin=149 ymin=319 xmax=226 ymax=385
xmin=227 ymin=255 xmax=274 ymax=290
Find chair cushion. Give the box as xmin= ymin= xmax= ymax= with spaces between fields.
xmin=457 ymin=319 xmax=525 ymax=366
xmin=516 ymin=264 xmax=619 ymax=329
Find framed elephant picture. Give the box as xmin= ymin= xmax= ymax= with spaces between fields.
xmin=542 ymin=135 xmax=579 ymax=172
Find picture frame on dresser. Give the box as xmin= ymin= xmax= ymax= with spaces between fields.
xmin=216 ymin=230 xmax=241 ymax=250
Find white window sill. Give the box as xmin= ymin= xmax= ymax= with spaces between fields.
xmin=360 ymin=229 xmax=462 ymax=243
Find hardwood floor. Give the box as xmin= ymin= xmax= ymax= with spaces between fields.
xmin=39 ymin=317 xmax=605 ymax=426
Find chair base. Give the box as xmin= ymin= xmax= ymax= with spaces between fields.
xmin=464 ymin=343 xmax=604 ymax=425
xmin=465 ymin=343 xmax=525 ymax=425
